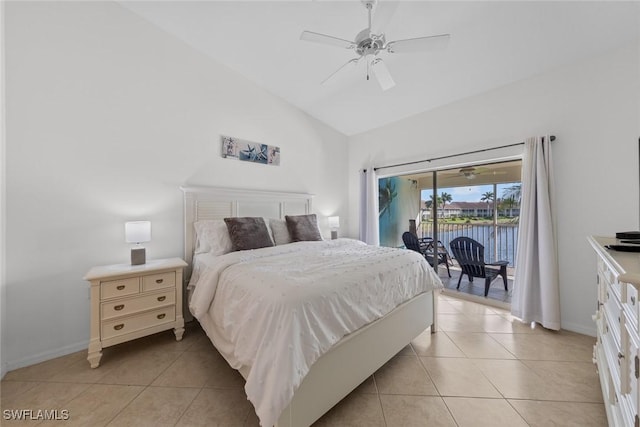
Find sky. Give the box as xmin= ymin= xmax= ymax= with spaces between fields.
xmin=421 ymin=182 xmax=519 ymax=203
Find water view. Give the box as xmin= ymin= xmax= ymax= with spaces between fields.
xmin=417 ymin=182 xmax=521 ymax=266
xmin=418 ymin=223 xmax=519 ymax=266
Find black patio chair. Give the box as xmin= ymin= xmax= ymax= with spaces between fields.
xmin=402 ymin=232 xmax=451 ymax=277
xmin=449 ymin=236 xmax=508 ymax=297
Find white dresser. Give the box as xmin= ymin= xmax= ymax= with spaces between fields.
xmin=84 ymin=257 xmax=187 ymax=368
xmin=589 ymin=236 xmax=640 ymax=427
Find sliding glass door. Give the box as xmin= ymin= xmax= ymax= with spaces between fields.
xmin=379 ymin=160 xmax=522 ymax=302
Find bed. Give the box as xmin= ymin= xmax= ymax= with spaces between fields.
xmin=181 ymin=186 xmax=442 ymax=427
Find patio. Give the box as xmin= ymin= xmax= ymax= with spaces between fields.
xmin=433 ymin=263 xmax=513 ymax=310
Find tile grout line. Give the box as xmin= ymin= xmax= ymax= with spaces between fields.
xmin=414 ymin=334 xmax=470 ymax=427
xmin=102 ymin=384 xmax=147 ymax=427
xmin=371 ymin=372 xmax=390 ymax=427
xmin=174 ymin=386 xmax=207 ymax=426
xmin=171 ymin=386 xmax=203 ymax=427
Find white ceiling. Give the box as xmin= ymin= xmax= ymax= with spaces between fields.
xmin=120 ymin=1 xmax=640 ymax=136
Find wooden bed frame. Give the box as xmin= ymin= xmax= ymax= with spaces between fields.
xmin=181 ymin=186 xmax=437 ymax=427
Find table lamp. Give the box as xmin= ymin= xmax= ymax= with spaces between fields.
xmin=125 ymin=221 xmax=151 ymax=265
xmin=328 ymin=216 xmax=340 ymax=240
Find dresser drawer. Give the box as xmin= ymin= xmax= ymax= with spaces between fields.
xmin=626 ymin=284 xmax=640 ymax=334
xmin=620 ymin=393 xmax=637 ymax=427
xmin=602 ymin=310 xmax=618 ymax=354
xmin=595 ymin=340 xmax=612 ymax=402
xmin=101 ymin=290 xmax=175 ymax=321
xmin=603 ymin=334 xmax=622 ymax=401
xmin=101 ymin=277 xmax=140 ymax=299
xmin=599 ymin=258 xmax=622 ymax=297
xmin=604 ymin=290 xmax=623 ymax=347
xmin=624 ymin=322 xmax=639 ymax=414
xmin=627 ymin=284 xmax=638 ymax=308
xmin=102 ymin=306 xmax=176 ymax=340
xmin=142 ymin=272 xmax=175 ymax=292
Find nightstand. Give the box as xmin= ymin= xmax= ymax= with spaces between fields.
xmin=84 ymin=257 xmax=187 ymax=368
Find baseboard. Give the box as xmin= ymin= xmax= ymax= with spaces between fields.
xmin=560 ymin=321 xmax=596 ymax=338
xmin=6 ymin=340 xmax=89 ymax=373
xmin=1 ymin=361 xmax=7 ymax=379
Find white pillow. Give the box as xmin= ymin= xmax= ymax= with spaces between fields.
xmin=269 ymin=218 xmax=292 ymax=245
xmin=193 ymin=220 xmax=233 ymax=255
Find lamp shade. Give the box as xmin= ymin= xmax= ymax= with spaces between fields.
xmin=125 ymin=221 xmax=151 ymax=243
xmin=328 ymin=216 xmax=340 ymax=229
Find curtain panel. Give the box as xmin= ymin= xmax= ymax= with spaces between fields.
xmin=359 ymin=168 xmax=380 ymax=246
xmin=511 ymin=136 xmax=560 ymax=330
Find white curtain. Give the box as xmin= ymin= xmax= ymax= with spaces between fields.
xmin=359 ymin=167 xmax=380 ymax=246
xmin=511 ymin=136 xmax=560 ymax=330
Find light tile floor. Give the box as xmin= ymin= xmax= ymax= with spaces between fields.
xmin=1 ymin=294 xmax=605 ymax=426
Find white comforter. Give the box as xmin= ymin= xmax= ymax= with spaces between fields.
xmin=189 ymin=238 xmax=442 ymax=427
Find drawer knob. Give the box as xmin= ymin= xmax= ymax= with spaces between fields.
xmin=114 ymin=324 xmax=124 ymax=331
xmin=157 ymin=296 xmax=166 ymax=302
xmin=114 ymin=304 xmax=125 ymax=311
xmin=156 ymin=279 xmax=164 ymax=284
xmin=117 ymin=285 xmax=125 ymax=290
xmin=619 ymin=352 xmax=625 ymax=360
xmin=157 ymin=313 xmax=166 ymax=320
xmin=632 ymin=296 xmax=636 ymax=305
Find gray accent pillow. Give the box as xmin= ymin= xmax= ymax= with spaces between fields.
xmin=224 ymin=217 xmax=274 ymax=251
xmin=285 ymin=214 xmax=323 ymax=242
xmin=269 ymin=219 xmax=293 ymax=245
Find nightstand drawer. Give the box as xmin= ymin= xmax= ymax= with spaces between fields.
xmin=101 ymin=277 xmax=140 ymax=299
xmin=101 ymin=290 xmax=175 ymax=321
xmin=142 ymin=272 xmax=175 ymax=292
xmin=102 ymin=306 xmax=176 ymax=340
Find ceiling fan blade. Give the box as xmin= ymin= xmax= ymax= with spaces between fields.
xmin=300 ymin=31 xmax=356 ymax=49
xmin=386 ymin=33 xmax=450 ymax=53
xmin=321 ymin=58 xmax=360 ymax=86
xmin=371 ymin=58 xmax=395 ymax=91
xmin=371 ymin=1 xmax=399 ymax=34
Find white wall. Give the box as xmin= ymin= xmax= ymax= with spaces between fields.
xmin=1 ymin=0 xmax=7 ymax=378
xmin=4 ymin=2 xmax=348 ymax=371
xmin=348 ymin=42 xmax=640 ymax=335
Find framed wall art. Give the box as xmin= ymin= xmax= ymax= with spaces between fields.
xmin=221 ymin=135 xmax=280 ymax=166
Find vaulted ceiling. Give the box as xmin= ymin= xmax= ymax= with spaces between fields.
xmin=121 ymin=1 xmax=640 ymax=136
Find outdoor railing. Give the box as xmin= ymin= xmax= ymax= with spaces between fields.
xmin=417 ymin=222 xmax=518 ymax=267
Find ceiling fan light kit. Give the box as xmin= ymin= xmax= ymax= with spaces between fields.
xmin=300 ymin=0 xmax=450 ymax=91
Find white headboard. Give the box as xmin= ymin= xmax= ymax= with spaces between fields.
xmin=180 ymin=186 xmax=313 ymax=275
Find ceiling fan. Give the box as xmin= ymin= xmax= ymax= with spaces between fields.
xmin=458 ymin=167 xmax=507 ymax=180
xmin=300 ymin=0 xmax=450 ymax=91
